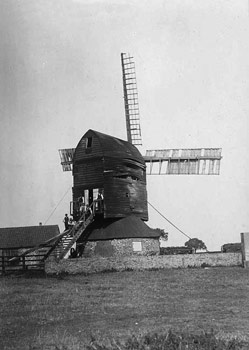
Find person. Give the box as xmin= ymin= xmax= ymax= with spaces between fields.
xmin=87 ymin=204 xmax=92 ymax=216
xmin=78 ymin=195 xmax=84 ymax=206
xmin=79 ymin=203 xmax=86 ymax=218
xmin=70 ymin=247 xmax=78 ymax=259
xmin=63 ymin=214 xmax=69 ymax=230
xmin=97 ymin=191 xmax=104 ymax=212
xmin=82 ymin=204 xmax=92 ymax=219
xmin=98 ymin=191 xmax=104 ymax=200
xmin=68 ymin=217 xmax=75 ymax=229
xmin=78 ymin=195 xmax=86 ymax=218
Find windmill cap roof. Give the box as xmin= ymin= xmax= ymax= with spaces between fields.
xmin=75 ymin=129 xmax=145 ymax=165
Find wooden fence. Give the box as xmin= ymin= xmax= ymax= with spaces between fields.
xmin=0 ymin=252 xmax=46 ymax=275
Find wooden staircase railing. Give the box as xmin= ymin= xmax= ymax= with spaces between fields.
xmin=8 ymin=200 xmax=98 ymax=267
xmin=57 ymin=208 xmax=95 ymax=260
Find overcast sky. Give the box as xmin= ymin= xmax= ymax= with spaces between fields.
xmin=0 ymin=0 xmax=248 ymax=250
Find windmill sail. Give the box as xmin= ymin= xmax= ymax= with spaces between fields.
xmin=58 ymin=148 xmax=75 ymax=171
xmin=144 ymin=148 xmax=222 ymax=175
xmin=121 ymin=53 xmax=142 ymax=146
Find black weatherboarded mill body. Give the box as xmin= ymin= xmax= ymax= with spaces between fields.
xmin=58 ymin=129 xmax=160 ymax=258
xmin=72 ymin=129 xmax=148 ymax=221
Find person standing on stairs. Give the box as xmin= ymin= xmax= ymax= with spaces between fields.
xmin=63 ymin=214 xmax=69 ymax=231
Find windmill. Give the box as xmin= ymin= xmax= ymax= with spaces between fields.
xmin=56 ymin=53 xmax=222 ymax=259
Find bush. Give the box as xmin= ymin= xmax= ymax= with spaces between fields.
xmin=201 ymin=263 xmax=211 ymax=268
xmin=160 ymin=247 xmax=193 ymax=255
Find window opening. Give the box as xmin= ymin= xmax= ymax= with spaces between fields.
xmin=86 ymin=137 xmax=92 ymax=148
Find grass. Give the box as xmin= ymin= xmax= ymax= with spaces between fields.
xmin=0 ymin=267 xmax=249 ymax=349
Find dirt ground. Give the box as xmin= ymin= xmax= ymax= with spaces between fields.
xmin=1 ymin=267 xmax=249 ymax=349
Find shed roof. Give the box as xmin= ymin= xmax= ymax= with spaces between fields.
xmin=0 ymin=225 xmax=60 ymax=249
xmin=79 ymin=215 xmax=160 ymax=241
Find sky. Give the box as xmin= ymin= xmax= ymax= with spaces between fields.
xmin=0 ymin=0 xmax=249 ymax=251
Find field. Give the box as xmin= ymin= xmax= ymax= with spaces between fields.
xmin=1 ymin=267 xmax=249 ymax=349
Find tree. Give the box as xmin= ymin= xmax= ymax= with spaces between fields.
xmin=152 ymin=228 xmax=168 ymax=241
xmin=184 ymin=238 xmax=207 ymax=252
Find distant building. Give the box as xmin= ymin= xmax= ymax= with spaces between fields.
xmin=221 ymin=243 xmax=241 ymax=253
xmin=0 ymin=225 xmax=59 ymax=255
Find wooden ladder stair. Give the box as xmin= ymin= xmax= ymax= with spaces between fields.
xmin=8 ymin=201 xmax=97 ymax=267
xmin=56 ymin=211 xmax=94 ymax=260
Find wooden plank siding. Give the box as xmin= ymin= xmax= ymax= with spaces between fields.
xmin=72 ymin=129 xmax=148 ymax=221
xmin=73 ymin=130 xmax=104 ymax=200
xmin=103 ymin=175 xmax=148 ymax=220
xmin=73 ymin=160 xmax=104 ymax=196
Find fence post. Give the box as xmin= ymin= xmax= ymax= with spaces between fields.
xmin=22 ymin=256 xmax=26 ymax=271
xmin=2 ymin=255 xmax=5 ymax=275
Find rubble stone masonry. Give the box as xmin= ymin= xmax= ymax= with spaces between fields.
xmin=45 ymin=252 xmax=242 ymax=275
xmin=82 ymin=238 xmax=160 ymax=257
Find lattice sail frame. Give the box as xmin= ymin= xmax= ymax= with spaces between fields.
xmin=58 ymin=148 xmax=75 ymax=171
xmin=144 ymin=148 xmax=222 ymax=175
xmin=121 ymin=53 xmax=142 ymax=145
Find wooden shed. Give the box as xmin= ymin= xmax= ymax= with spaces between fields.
xmin=0 ymin=225 xmax=60 ymax=273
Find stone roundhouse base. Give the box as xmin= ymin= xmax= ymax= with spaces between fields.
xmin=81 ymin=238 xmax=160 ymax=257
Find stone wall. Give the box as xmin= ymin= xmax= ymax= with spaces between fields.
xmin=81 ymin=238 xmax=160 ymax=257
xmin=45 ymin=252 xmax=242 ymax=275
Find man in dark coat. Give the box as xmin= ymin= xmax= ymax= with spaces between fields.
xmin=63 ymin=214 xmax=69 ymax=230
